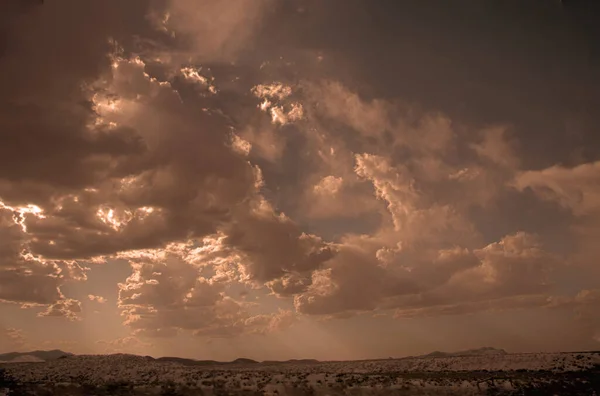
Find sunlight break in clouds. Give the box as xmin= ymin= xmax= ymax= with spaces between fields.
xmin=253 ymin=82 xmax=305 ymax=125
xmin=0 ymin=201 xmax=45 ymax=233
xmin=1 ymin=0 xmax=599 ymax=360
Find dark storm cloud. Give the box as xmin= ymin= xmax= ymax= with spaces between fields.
xmin=1 ymin=0 xmax=599 ymax=349
xmin=0 ymin=0 xmax=333 ymax=326
xmin=0 ymin=0 xmax=166 ymax=316
xmin=261 ymin=0 xmax=600 ymax=168
xmin=0 ymin=0 xmax=158 ymax=202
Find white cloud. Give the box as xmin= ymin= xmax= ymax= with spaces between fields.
xmin=88 ymin=295 xmax=108 ymax=304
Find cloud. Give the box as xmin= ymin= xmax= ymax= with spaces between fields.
xmin=242 ymin=309 xmax=296 ymax=335
xmin=513 ymin=161 xmax=600 ymax=216
xmin=471 ymin=127 xmax=520 ymax=170
xmin=239 ymin=121 xmax=287 ymax=163
xmin=441 ymin=232 xmax=561 ymax=301
xmin=88 ymin=295 xmax=108 ymax=304
xmin=0 ymin=0 xmax=170 ymax=315
xmin=1 ymin=0 xmax=598 ymax=352
xmin=244 ymin=79 xmax=574 ymax=322
xmin=354 ymin=153 xmax=480 ymax=248
xmin=223 ymin=199 xmax=335 ymax=284
xmin=513 ymin=160 xmax=600 ymax=280
xmin=151 ymin=0 xmax=274 ymax=63
xmin=38 ymin=299 xmax=82 ymax=321
xmin=117 ymin=239 xmax=300 ymax=338
xmin=302 ymin=175 xmax=382 ymax=220
xmin=0 ymin=1 xmax=159 ymax=200
xmin=313 ymin=175 xmax=343 ymax=196
xmin=306 ymin=81 xmax=393 ymax=139
xmin=304 ymin=80 xmax=458 ymax=156
xmin=267 ymin=273 xmax=313 ymax=297
xmin=293 ymin=245 xmax=390 ymax=315
xmin=294 ymin=231 xmax=563 ymax=319
xmin=286 ymin=80 xmax=518 ymax=232
xmin=253 ymin=82 xmax=305 ymax=125
xmin=0 ymin=14 xmax=331 ymax=318
xmin=0 ymin=206 xmax=84 ymax=311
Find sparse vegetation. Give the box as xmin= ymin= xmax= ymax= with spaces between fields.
xmin=0 ymin=352 xmax=599 ymax=395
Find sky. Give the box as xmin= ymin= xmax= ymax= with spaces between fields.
xmin=0 ymin=0 xmax=600 ymax=361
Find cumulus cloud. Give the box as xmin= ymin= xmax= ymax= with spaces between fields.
xmin=354 ymin=153 xmax=480 ymax=249
xmin=116 ymin=238 xmax=300 ymax=338
xmin=438 ymin=232 xmax=561 ymax=302
xmin=1 ymin=0 xmax=598 ymax=352
xmin=294 ymin=245 xmax=390 ymax=315
xmin=0 ymin=0 xmax=167 ymax=317
xmin=293 ymin=230 xmax=563 ymax=319
xmin=271 ymin=78 xmax=577 ymax=323
xmin=0 ymin=1 xmax=333 ymax=326
xmin=223 ymin=200 xmax=335 ymax=284
xmin=513 ymin=161 xmax=600 ymax=216
xmin=288 ymin=80 xmax=519 ymax=231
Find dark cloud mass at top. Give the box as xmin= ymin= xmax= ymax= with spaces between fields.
xmin=0 ymin=0 xmax=599 ymax=356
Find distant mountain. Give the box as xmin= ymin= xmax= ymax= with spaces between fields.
xmin=231 ymin=358 xmax=258 ymax=365
xmin=3 ymin=355 xmax=45 ymax=363
xmin=422 ymin=351 xmax=447 ymax=358
xmin=0 ymin=349 xmax=72 ymax=363
xmin=263 ymin=359 xmax=320 ymax=365
xmin=0 ymin=347 xmax=508 ymax=365
xmin=155 ymin=356 xmax=258 ymax=366
xmin=420 ymin=347 xmax=507 ymax=359
xmin=156 ymin=356 xmax=219 ymax=366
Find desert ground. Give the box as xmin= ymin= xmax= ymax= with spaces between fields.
xmin=1 ymin=349 xmax=599 ymax=395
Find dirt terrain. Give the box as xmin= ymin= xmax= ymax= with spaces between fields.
xmin=1 ymin=351 xmax=599 ymax=395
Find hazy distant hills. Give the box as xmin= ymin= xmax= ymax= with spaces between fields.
xmin=154 ymin=357 xmax=321 ymax=366
xmin=154 ymin=347 xmax=507 ymax=366
xmin=155 ymin=356 xmax=261 ymax=366
xmin=0 ymin=351 xmax=309 ymax=367
xmin=0 ymin=349 xmax=73 ymax=363
xmin=416 ymin=347 xmax=508 ymax=359
xmin=0 ymin=346 xmax=505 ymax=365
xmin=263 ymin=359 xmax=320 ymax=365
